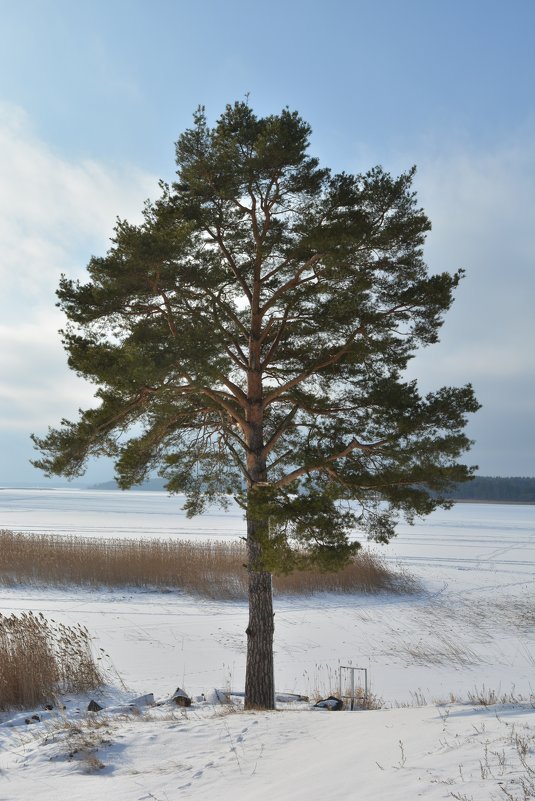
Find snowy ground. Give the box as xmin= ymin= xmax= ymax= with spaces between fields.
xmin=0 ymin=492 xmax=533 ymax=800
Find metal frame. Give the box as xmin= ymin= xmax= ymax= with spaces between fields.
xmin=339 ymin=665 xmax=368 ymax=710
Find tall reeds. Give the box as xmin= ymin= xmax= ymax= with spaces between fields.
xmin=0 ymin=612 xmax=104 ymax=709
xmin=0 ymin=529 xmax=416 ymax=599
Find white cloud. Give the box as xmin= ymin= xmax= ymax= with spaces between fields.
xmin=405 ymin=130 xmax=535 ymax=384
xmin=0 ymin=103 xmax=157 ymax=434
xmin=418 ymin=133 xmax=535 ymax=257
xmin=0 ymin=309 xmax=96 ymax=429
xmin=402 ymin=132 xmax=535 ymax=473
xmin=0 ymin=101 xmax=157 ymax=306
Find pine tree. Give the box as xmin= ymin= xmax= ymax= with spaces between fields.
xmin=32 ymin=102 xmax=480 ymax=709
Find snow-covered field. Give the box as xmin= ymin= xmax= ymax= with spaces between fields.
xmin=0 ymin=490 xmax=533 ymax=800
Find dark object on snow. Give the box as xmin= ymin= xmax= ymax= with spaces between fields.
xmin=172 ymin=687 xmax=192 ymax=707
xmin=87 ymin=699 xmax=103 ymax=712
xmin=25 ymin=714 xmax=41 ymax=724
xmin=314 ymin=696 xmax=344 ymax=711
xmin=43 ymin=703 xmax=54 ymax=711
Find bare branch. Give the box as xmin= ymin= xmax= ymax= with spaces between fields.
xmin=261 ymin=404 xmax=299 ymax=459
xmin=205 ymin=224 xmax=252 ymax=302
xmin=223 ymin=342 xmax=249 ymax=370
xmin=204 ymin=287 xmax=249 ymax=338
xmin=261 ymin=254 xmax=322 ymax=315
xmin=261 ymin=256 xmax=292 ymax=283
xmin=201 ymin=388 xmax=249 ymax=432
xmin=264 ymin=332 xmax=362 ymax=407
xmin=260 ymin=306 xmax=292 ymax=369
xmin=273 ymin=438 xmax=387 ymax=488
xmin=160 ymin=290 xmax=178 ymax=337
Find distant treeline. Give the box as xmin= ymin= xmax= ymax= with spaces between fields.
xmin=433 ymin=476 xmax=535 ymax=503
xmin=92 ymin=476 xmax=535 ymax=503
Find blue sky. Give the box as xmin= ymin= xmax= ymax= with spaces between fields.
xmin=0 ymin=0 xmax=533 ymax=484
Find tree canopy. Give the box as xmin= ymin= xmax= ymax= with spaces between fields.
xmin=32 ymin=102 xmax=480 ymax=708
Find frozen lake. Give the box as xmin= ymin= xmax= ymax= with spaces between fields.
xmin=1 ymin=487 xmax=534 ymax=543
xmin=1 ymin=488 xmax=533 ymax=591
xmin=0 ymin=487 xmax=245 ymax=539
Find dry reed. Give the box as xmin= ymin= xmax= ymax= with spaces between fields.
xmin=0 ymin=612 xmax=104 ymax=710
xmin=0 ymin=529 xmax=416 ymax=599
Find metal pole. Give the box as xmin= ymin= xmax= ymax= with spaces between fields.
xmin=350 ymin=667 xmax=355 ymax=711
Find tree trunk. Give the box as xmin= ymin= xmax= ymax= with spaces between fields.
xmin=243 ymin=296 xmax=275 ymax=710
xmin=244 ymin=518 xmax=275 ymax=709
xmin=243 ymin=402 xmax=275 ymax=709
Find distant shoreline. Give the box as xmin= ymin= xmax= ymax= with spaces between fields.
xmin=452 ymin=499 xmax=535 ymax=506
xmin=1 ymin=486 xmax=534 ymax=506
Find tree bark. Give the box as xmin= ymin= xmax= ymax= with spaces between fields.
xmin=244 ymin=518 xmax=275 ymax=710
xmin=243 ymin=425 xmax=276 ymax=710
xmin=243 ymin=280 xmax=276 ymax=710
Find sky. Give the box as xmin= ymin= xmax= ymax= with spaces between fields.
xmin=0 ymin=0 xmax=533 ymax=485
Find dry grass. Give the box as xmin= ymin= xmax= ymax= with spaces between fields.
xmin=423 ymin=596 xmax=535 ymax=638
xmin=466 ymin=685 xmax=530 ymax=707
xmin=344 ymin=685 xmax=383 ymax=710
xmin=275 ymin=550 xmax=416 ymax=596
xmin=396 ymin=635 xmax=482 ymax=667
xmin=0 ymin=612 xmax=104 ymax=710
xmin=0 ymin=529 xmax=416 ymax=600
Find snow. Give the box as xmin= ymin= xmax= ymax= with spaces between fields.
xmin=0 ymin=492 xmax=533 ymax=800
xmin=1 ymin=697 xmax=534 ymax=800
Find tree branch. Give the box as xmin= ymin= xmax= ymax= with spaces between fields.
xmin=204 ymin=287 xmax=249 ymax=337
xmin=261 ymin=404 xmax=299 ymax=459
xmin=223 ymin=342 xmax=249 ymax=370
xmin=260 ymin=254 xmax=322 ymax=314
xmin=222 ymin=432 xmax=253 ymax=481
xmin=200 ymin=388 xmax=249 ymax=431
xmin=205 ymin=224 xmax=252 ymax=302
xmin=260 ymin=306 xmax=292 ymax=369
xmin=272 ymin=438 xmax=387 ymax=488
xmin=264 ymin=333 xmax=362 ymax=407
